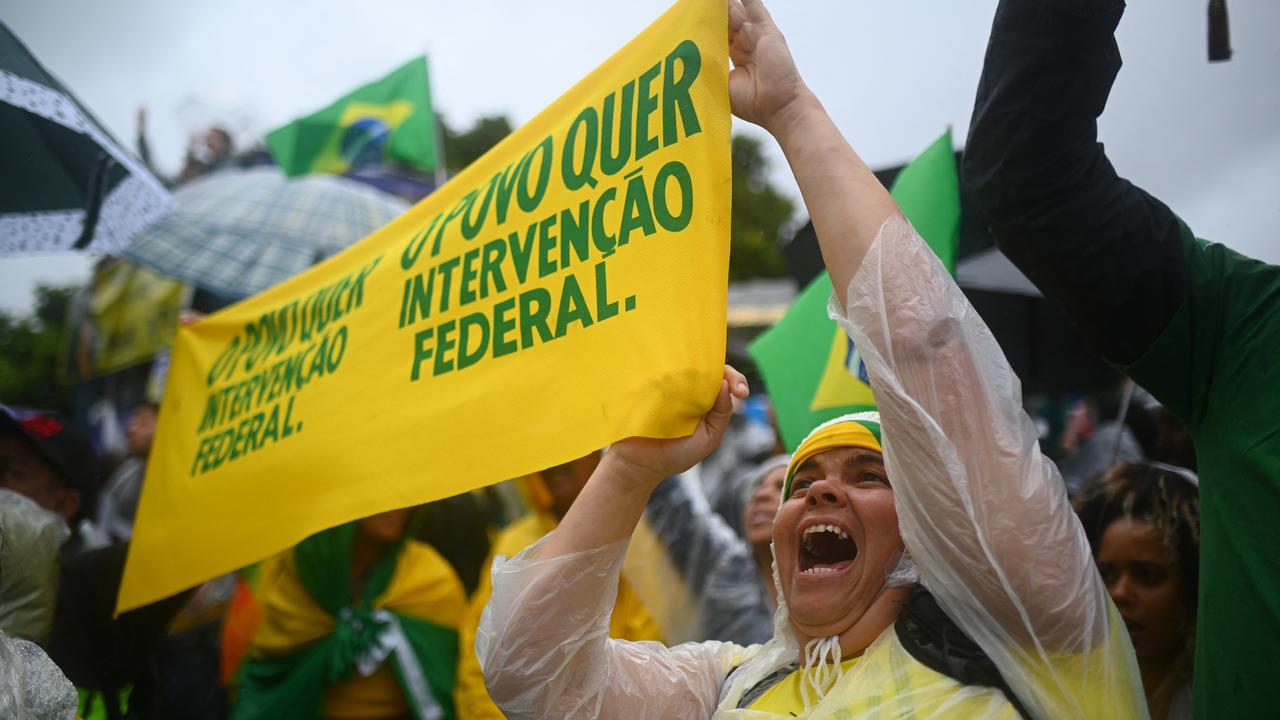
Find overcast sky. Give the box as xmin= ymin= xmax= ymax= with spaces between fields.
xmin=3 ymin=0 xmax=1277 ymax=313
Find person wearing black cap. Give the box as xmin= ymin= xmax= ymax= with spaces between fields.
xmin=0 ymin=405 xmax=99 ymax=527
xmin=0 ymin=406 xmax=95 ymax=714
xmin=0 ymin=406 xmax=101 ymax=643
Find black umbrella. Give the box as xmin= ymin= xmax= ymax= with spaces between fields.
xmin=955 ymin=248 xmax=1119 ymax=395
xmin=1 ymin=22 xmax=171 ymax=255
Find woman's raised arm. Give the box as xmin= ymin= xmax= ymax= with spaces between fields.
xmin=728 ymin=0 xmax=900 ymax=309
xmin=477 ymin=367 xmax=750 ymax=719
xmin=732 ymin=1 xmax=1142 ymax=715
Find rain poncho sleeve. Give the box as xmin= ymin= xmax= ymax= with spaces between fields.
xmin=456 ymin=512 xmax=665 ymax=720
xmin=833 ymin=215 xmax=1145 ymax=718
xmin=476 ymin=532 xmax=748 ymax=719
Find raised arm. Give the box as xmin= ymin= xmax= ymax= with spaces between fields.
xmin=539 ymin=367 xmax=747 ymax=559
xmin=829 ymin=219 xmax=1141 ymax=716
xmin=728 ymin=0 xmax=899 ymax=309
xmin=477 ymin=367 xmax=751 ymax=719
xmin=735 ymin=1 xmax=1142 ymax=715
xmin=962 ymin=0 xmax=1186 ymax=366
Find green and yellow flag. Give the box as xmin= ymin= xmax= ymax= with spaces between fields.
xmin=749 ymin=131 xmax=960 ymax=451
xmin=267 ymin=56 xmax=438 ymax=177
xmin=119 ymin=0 xmax=729 ymax=613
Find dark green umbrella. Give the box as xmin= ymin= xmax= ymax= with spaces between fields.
xmin=1 ymin=22 xmax=171 ymax=255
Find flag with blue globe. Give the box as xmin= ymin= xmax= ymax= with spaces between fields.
xmin=341 ymin=117 xmax=393 ymax=168
xmin=268 ymin=58 xmax=437 ymax=177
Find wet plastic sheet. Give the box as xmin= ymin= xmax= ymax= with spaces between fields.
xmin=0 ymin=488 xmax=69 ymax=644
xmin=0 ymin=631 xmax=77 ymax=720
xmin=632 ymin=474 xmax=773 ymax=646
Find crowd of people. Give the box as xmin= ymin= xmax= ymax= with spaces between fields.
xmin=3 ymin=0 xmax=1275 ymax=718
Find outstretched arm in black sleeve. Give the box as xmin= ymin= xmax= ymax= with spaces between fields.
xmin=963 ymin=0 xmax=1186 ymax=365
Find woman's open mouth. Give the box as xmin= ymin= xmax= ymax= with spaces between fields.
xmin=799 ymin=523 xmax=859 ymax=574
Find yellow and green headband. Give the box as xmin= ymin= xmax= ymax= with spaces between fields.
xmin=783 ymin=412 xmax=883 ymax=499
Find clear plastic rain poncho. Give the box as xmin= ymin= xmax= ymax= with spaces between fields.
xmin=0 ymin=487 xmax=70 ymax=644
xmin=0 ymin=632 xmax=77 ymax=720
xmin=477 ymin=217 xmax=1146 ymax=719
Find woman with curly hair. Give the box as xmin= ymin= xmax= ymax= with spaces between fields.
xmin=1076 ymin=463 xmax=1200 ymax=720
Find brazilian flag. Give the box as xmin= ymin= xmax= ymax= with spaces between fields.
xmin=267 ymin=57 xmax=437 ymax=177
xmin=749 ymin=131 xmax=960 ymax=451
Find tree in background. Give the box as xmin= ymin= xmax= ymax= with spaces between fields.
xmin=0 ymin=285 xmax=76 ymax=414
xmin=730 ymin=134 xmax=794 ymax=281
xmin=440 ymin=113 xmax=514 ymax=176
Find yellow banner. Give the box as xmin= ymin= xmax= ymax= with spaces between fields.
xmin=119 ymin=0 xmax=730 ymax=612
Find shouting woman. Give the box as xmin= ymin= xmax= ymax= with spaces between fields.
xmin=476 ymin=1 xmax=1146 ymax=717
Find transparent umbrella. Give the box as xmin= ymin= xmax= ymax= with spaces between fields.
xmin=123 ymin=166 xmax=408 ymax=299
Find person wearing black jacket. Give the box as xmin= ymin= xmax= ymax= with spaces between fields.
xmin=964 ymin=1 xmax=1280 ymax=717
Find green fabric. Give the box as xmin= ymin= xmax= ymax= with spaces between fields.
xmin=886 ymin=132 xmax=960 ymax=273
xmin=231 ymin=522 xmax=458 ymax=720
xmin=77 ymin=685 xmax=131 ymax=720
xmin=389 ymin=615 xmax=460 ymax=719
xmin=294 ymin=522 xmax=391 ymax=615
xmin=267 ymin=56 xmax=437 ymax=177
xmin=749 ymin=131 xmax=961 ymax=450
xmin=1123 ymin=224 xmax=1280 ymax=718
xmin=751 ymin=271 xmax=853 ymax=451
xmin=859 ymin=420 xmax=882 ymax=445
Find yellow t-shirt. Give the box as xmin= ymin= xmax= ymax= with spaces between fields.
xmin=747 ymin=645 xmax=1019 ymax=718
xmin=746 ymin=608 xmax=1141 ymax=719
